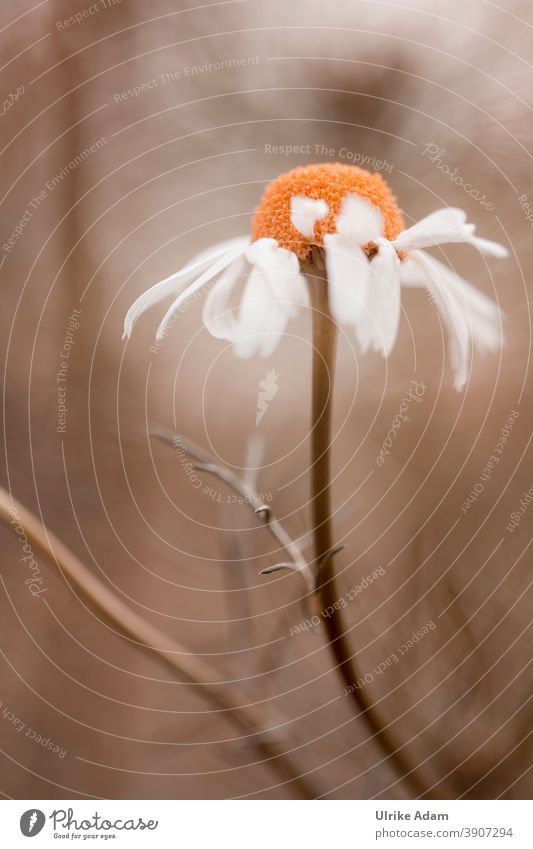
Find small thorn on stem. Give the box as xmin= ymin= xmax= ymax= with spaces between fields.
xmin=315 ymin=543 xmax=346 ymax=583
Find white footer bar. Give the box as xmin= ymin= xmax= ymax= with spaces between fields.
xmin=2 ymin=799 xmax=531 ymax=847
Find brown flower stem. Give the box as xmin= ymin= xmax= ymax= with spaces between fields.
xmin=308 ymin=270 xmax=337 ymax=566
xmin=307 ymin=267 xmax=428 ymax=798
xmin=0 ymin=486 xmax=320 ymax=799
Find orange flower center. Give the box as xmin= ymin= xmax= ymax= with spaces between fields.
xmin=251 ymin=162 xmax=405 ymax=262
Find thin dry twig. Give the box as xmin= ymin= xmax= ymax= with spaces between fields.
xmin=151 ymin=426 xmax=314 ymax=592
xmin=0 ymin=486 xmax=320 ymax=799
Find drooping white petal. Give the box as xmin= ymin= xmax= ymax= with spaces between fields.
xmin=412 ymin=251 xmax=503 ymax=355
xmin=155 ymin=242 xmax=248 ymax=342
xmin=124 ymin=258 xmax=210 ymax=341
xmin=202 ymin=254 xmax=247 ymax=340
xmin=245 ymin=238 xmax=279 ymax=267
xmin=357 ymin=239 xmax=402 ymax=356
xmin=324 ymin=232 xmax=371 ymax=329
xmin=123 ymin=235 xmax=248 ymax=339
xmin=393 ymin=207 xmax=508 ymax=258
xmin=410 ymin=249 xmax=481 ymax=390
xmin=233 ymin=267 xmax=289 ymax=359
xmin=245 ymin=238 xmax=299 ymax=275
xmin=399 ymin=257 xmax=425 ymax=288
xmin=246 ymin=238 xmax=308 ymax=317
xmin=469 ymin=236 xmax=509 ymax=259
xmin=336 ymin=194 xmax=384 ymax=245
xmin=290 ymin=196 xmax=329 ymax=238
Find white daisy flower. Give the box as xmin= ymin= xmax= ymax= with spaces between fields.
xmin=124 ymin=163 xmax=507 ymax=390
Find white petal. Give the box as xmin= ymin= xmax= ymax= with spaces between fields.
xmin=124 ymin=258 xmax=210 ymax=340
xmin=399 ymin=257 xmax=425 ymax=288
xmin=202 ymin=255 xmax=246 ymax=340
xmin=324 ymin=233 xmax=371 ymax=328
xmin=290 ymin=196 xmax=329 ymax=238
xmin=233 ymin=267 xmax=289 ymax=358
xmin=393 ymin=207 xmax=508 ymax=257
xmin=123 ymin=235 xmax=248 ymax=339
xmin=245 ymin=238 xmax=279 ymax=267
xmin=357 ymin=240 xmax=401 ymax=357
xmin=155 ymin=243 xmax=248 ymax=342
xmin=470 ymin=236 xmax=508 ymax=259
xmin=267 ymin=265 xmax=309 ymax=318
xmin=336 ymin=194 xmax=384 ymax=245
xmin=410 ymin=249 xmax=490 ymax=391
xmin=414 ymin=251 xmax=503 ymax=355
xmin=393 ymin=208 xmax=471 ymax=251
xmin=245 ymin=238 xmax=298 ymax=274
xmin=247 ymin=238 xmax=308 ymax=317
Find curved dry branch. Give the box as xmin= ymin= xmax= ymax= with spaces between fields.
xmin=0 ymin=487 xmax=320 ymax=799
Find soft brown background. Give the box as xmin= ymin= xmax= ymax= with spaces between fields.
xmin=0 ymin=0 xmax=531 ymax=799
